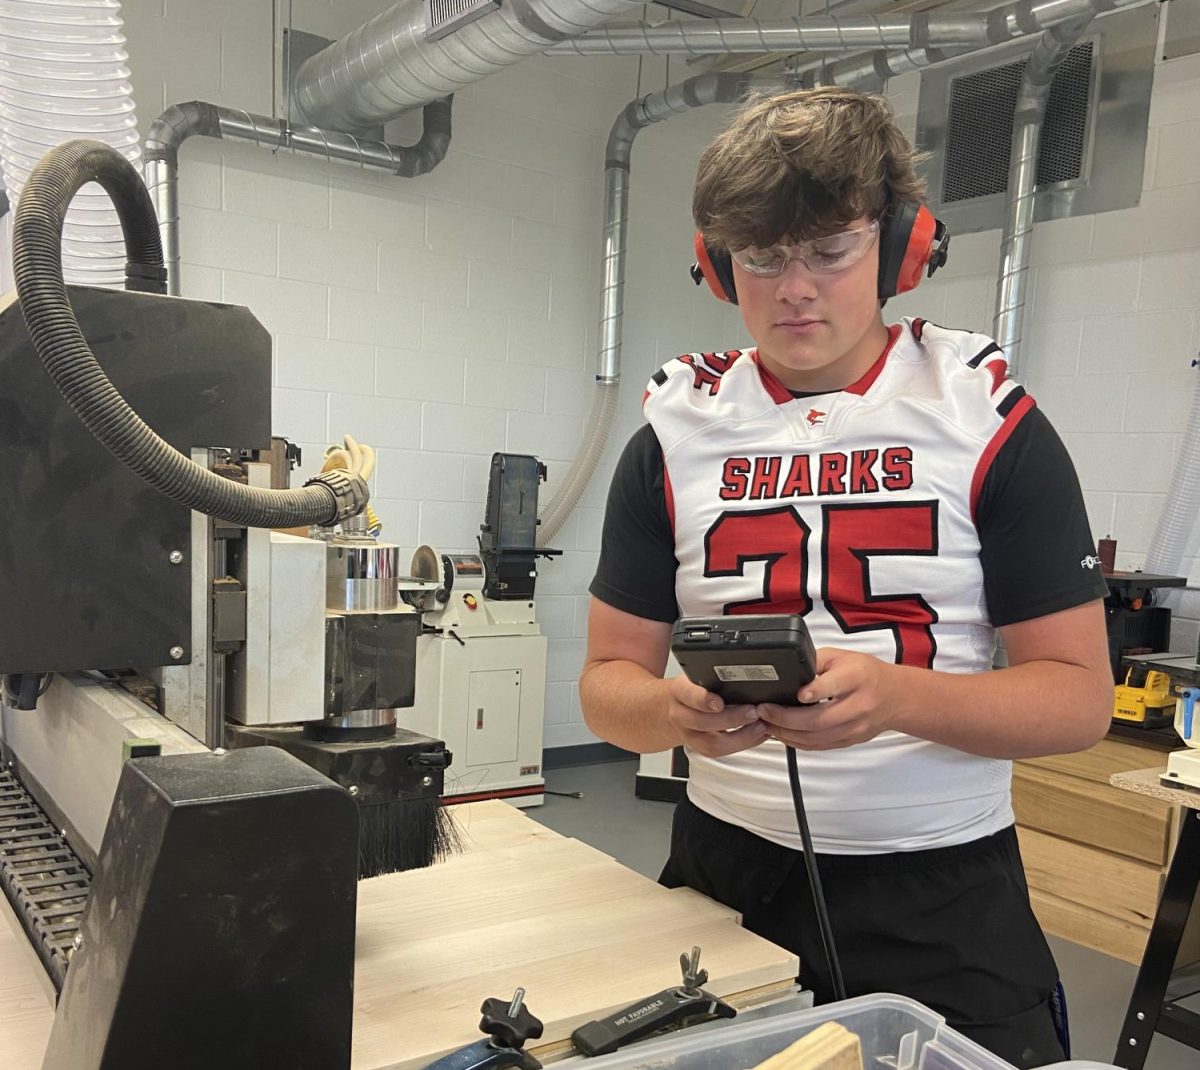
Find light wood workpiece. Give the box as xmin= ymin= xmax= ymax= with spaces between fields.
xmin=1 ymin=800 xmax=798 ymax=1070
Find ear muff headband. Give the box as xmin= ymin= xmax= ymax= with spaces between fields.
xmin=691 ymin=232 xmax=737 ymax=304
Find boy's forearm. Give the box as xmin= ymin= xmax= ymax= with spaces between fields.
xmin=578 ymin=660 xmax=684 ymax=754
xmin=888 ymin=660 xmax=1111 ymax=759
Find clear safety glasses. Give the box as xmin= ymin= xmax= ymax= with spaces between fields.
xmin=730 ymin=220 xmax=881 ymax=278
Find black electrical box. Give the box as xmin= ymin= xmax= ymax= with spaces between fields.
xmin=0 ymin=286 xmax=271 ymax=673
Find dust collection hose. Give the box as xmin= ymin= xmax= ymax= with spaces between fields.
xmin=12 ymin=138 xmax=368 ymax=528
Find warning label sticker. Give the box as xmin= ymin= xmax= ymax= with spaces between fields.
xmin=714 ymin=664 xmax=780 ymax=682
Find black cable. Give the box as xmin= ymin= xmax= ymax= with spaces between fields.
xmin=785 ymin=744 xmax=846 ymax=1002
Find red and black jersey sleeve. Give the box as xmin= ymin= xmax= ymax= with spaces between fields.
xmin=975 ymin=405 xmax=1108 ymax=626
xmin=589 ymin=424 xmax=679 ymax=622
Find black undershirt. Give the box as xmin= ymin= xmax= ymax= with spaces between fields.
xmin=590 ymin=406 xmax=1107 ymax=626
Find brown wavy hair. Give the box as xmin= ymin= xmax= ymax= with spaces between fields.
xmin=693 ymin=87 xmax=927 ymax=251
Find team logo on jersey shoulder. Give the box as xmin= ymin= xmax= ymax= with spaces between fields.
xmin=1080 ymin=554 xmax=1101 ymax=570
xmin=676 ymin=350 xmax=745 ymax=396
xmin=805 ymin=408 xmax=826 ymax=427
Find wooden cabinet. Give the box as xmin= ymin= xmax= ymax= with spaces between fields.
xmin=1014 ymin=732 xmax=1200 ymax=965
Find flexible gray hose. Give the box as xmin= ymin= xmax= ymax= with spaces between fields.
xmin=538 ymin=381 xmax=619 ymax=545
xmin=12 ymin=139 xmax=367 ymax=528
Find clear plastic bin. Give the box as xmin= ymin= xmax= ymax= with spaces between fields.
xmin=568 ymin=993 xmax=1119 ymax=1070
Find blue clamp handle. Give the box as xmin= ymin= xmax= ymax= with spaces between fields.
xmin=1182 ymin=688 xmax=1200 ymax=742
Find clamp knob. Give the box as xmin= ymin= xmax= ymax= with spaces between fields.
xmin=480 ymin=988 xmax=544 ymax=1051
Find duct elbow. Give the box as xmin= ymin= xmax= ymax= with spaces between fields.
xmin=144 ymin=101 xmax=222 ymax=164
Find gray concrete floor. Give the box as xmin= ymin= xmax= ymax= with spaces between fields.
xmin=529 ymin=759 xmax=1199 ymax=1070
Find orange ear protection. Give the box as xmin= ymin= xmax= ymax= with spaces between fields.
xmin=689 ymin=200 xmax=950 ymax=305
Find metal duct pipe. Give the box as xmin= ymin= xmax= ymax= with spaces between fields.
xmin=791 ymin=44 xmax=966 ymax=91
xmin=599 ymin=71 xmax=756 ymax=382
xmin=143 ymin=98 xmax=451 ymax=295
xmin=290 ymin=0 xmax=643 ymax=133
xmin=546 ymin=0 xmax=1148 ymax=56
xmin=992 ymin=16 xmax=1092 ymax=377
xmin=538 ymin=71 xmax=758 ymax=544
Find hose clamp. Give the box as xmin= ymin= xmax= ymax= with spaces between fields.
xmin=304 ymin=469 xmax=369 ymax=525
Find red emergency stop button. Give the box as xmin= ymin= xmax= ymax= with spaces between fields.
xmin=463 ymin=594 xmax=478 ymax=610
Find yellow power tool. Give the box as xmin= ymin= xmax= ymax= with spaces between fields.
xmin=1113 ymin=667 xmax=1176 ymax=728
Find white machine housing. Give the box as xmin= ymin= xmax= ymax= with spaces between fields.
xmin=1166 ymin=682 xmax=1200 ymax=790
xmin=402 ymin=549 xmax=546 ymax=806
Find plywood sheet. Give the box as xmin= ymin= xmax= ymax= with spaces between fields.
xmin=354 ymin=917 xmax=796 ymax=1070
xmin=448 ymin=800 xmax=566 ymax=852
xmin=353 ymin=804 xmax=798 ymax=1070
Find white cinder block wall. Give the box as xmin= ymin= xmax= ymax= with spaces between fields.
xmin=10 ymin=1 xmax=1198 ymax=747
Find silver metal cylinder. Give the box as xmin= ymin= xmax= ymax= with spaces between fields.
xmin=326 ymin=538 xmax=400 ymax=612
xmin=321 ymin=710 xmax=398 ymax=732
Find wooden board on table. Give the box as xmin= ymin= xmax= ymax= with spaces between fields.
xmin=351 ymin=802 xmax=798 ymax=1070
xmin=448 ymin=800 xmax=565 ymax=854
xmin=353 ymin=916 xmax=797 ymax=1070
xmin=1012 ymin=763 xmax=1172 ymax=865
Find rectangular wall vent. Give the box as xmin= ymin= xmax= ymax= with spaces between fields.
xmin=942 ymin=43 xmax=1094 ymax=204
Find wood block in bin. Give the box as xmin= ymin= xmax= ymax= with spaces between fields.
xmin=751 ymin=1022 xmax=863 ymax=1070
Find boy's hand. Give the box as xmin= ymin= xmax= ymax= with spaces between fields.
xmin=756 ymin=648 xmax=903 ymax=750
xmin=666 ymin=674 xmax=769 ymax=757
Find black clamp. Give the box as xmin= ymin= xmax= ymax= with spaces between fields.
xmin=571 ymin=947 xmax=735 ymax=1057
xmin=412 ymin=748 xmax=453 ymax=770
xmin=125 ymin=260 xmax=169 ymax=294
xmin=422 ymin=989 xmax=544 ymax=1070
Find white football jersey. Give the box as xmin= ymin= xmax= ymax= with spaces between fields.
xmin=644 ymin=319 xmax=1032 ymax=854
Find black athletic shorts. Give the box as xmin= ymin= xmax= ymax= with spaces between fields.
xmin=659 ymin=797 xmax=1065 ymax=1069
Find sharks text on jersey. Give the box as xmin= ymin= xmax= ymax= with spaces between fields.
xmin=719 ymin=447 xmax=915 ymax=501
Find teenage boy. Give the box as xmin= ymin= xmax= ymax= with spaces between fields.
xmin=580 ymin=88 xmax=1111 ymax=1068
